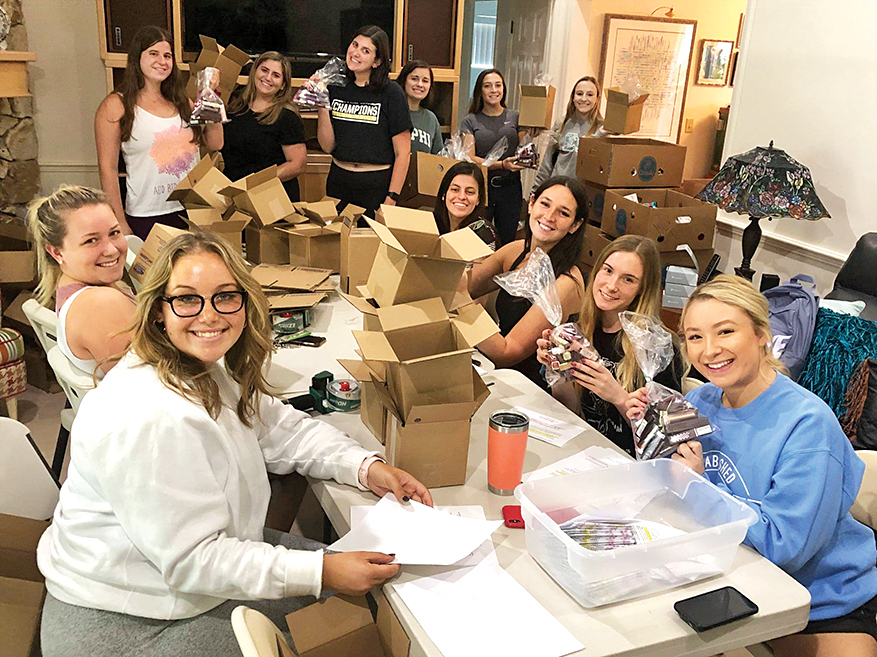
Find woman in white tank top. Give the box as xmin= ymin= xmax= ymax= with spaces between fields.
xmin=95 ymin=26 xmax=224 ymax=240
xmin=27 ymin=186 xmax=136 ymax=379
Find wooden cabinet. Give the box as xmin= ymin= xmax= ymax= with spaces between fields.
xmin=403 ymin=0 xmax=458 ymax=68
xmin=102 ymin=0 xmax=172 ymax=54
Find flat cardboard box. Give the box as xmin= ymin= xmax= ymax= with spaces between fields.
xmin=518 ymin=84 xmax=557 ymax=129
xmin=578 ymin=223 xmax=614 ymax=269
xmin=167 ymin=155 xmax=233 ymax=211
xmin=400 ymin=152 xmax=487 ymax=208
xmin=364 ymin=206 xmax=492 ymax=309
xmin=603 ymin=88 xmax=651 ymax=135
xmin=0 ymin=222 xmax=35 ymax=284
xmin=185 ymin=34 xmax=250 ymax=102
xmin=184 ymin=207 xmax=250 ymax=250
xmin=602 ymin=188 xmax=716 ymax=251
xmin=0 ymin=513 xmax=49 ymax=657
xmin=278 ymin=222 xmax=343 ymax=272
xmin=129 ymin=224 xmax=189 ymax=284
xmin=340 ymin=206 xmax=378 ymax=295
xmin=285 ymin=592 xmax=409 ymax=657
xmin=352 ymin=298 xmax=498 ymax=421
xmin=250 ymin=264 xmax=331 ymax=291
xmin=245 ymin=225 xmax=290 ymax=265
xmin=220 ymin=166 xmax=297 ymax=227
xmin=266 ymin=292 xmax=326 ymax=311
xmin=576 ymin=137 xmax=687 ymax=188
xmin=582 ymin=182 xmax=608 ymax=227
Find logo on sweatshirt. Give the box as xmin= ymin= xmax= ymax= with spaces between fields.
xmin=331 ymin=99 xmax=381 ymax=124
xmin=703 ymin=450 xmax=751 ymax=497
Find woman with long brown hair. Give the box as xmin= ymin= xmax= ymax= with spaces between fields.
xmin=222 ymin=52 xmax=307 ymax=201
xmin=94 ymin=25 xmax=223 ymax=239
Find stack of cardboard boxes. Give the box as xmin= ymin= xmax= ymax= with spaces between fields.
xmin=338 ymin=206 xmax=498 ymax=488
xmin=575 ymin=137 xmax=717 ymax=277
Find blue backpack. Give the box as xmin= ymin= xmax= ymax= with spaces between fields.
xmin=763 ymin=275 xmax=819 ymax=381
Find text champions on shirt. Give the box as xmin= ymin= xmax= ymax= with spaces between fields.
xmin=331 ymin=99 xmax=382 ymax=124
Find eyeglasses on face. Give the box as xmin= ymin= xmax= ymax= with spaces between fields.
xmin=160 ymin=290 xmax=247 ymax=318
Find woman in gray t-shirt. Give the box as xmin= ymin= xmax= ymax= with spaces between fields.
xmin=399 ymin=60 xmax=444 ymax=155
xmin=531 ymin=76 xmax=605 ymax=194
xmin=459 ymin=68 xmax=528 ymax=246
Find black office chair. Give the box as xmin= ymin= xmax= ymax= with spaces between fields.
xmin=825 ymin=233 xmax=877 ymax=322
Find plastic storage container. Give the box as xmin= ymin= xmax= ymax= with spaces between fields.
xmin=515 ymin=459 xmax=757 ymax=607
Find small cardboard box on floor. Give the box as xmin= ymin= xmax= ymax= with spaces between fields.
xmin=1 ymin=513 xmax=49 ymax=657
xmin=0 ymin=221 xmax=35 ymax=285
xmin=130 ymin=224 xmax=189 ymax=284
xmin=185 ymin=35 xmax=250 ymax=102
xmin=400 ymin=153 xmax=487 ymax=208
xmin=602 ymin=188 xmax=716 ymax=251
xmin=602 ymin=88 xmax=650 ymax=135
xmin=518 ymin=84 xmax=557 ymax=129
xmin=576 ymin=137 xmax=686 ymax=188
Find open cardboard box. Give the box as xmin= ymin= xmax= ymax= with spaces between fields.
xmin=278 ymin=222 xmax=343 ymax=272
xmin=338 ymin=358 xmax=387 ymax=444
xmin=603 ymin=89 xmax=651 ymax=135
xmin=285 ymin=592 xmax=409 ymax=657
xmin=400 ymin=153 xmax=487 ymax=208
xmin=340 ymin=205 xmax=377 ymax=295
xmin=602 ymin=188 xmax=716 ymax=251
xmin=245 ymin=225 xmax=290 ymax=264
xmin=363 ymin=206 xmax=492 ymax=310
xmin=576 ymin=137 xmax=686 ymax=188
xmin=184 ymin=207 xmax=251 ymax=249
xmin=185 ymin=35 xmax=250 ymax=102
xmin=130 ymin=224 xmax=189 ymax=284
xmin=1 ymin=513 xmax=49 ymax=657
xmin=518 ymin=84 xmax=557 ymax=129
xmin=0 ymin=222 xmax=35 ymax=285
xmin=220 ymin=166 xmax=297 ymax=227
xmin=167 ymin=154 xmax=233 ymax=212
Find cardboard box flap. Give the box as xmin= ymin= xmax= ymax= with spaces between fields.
xmin=402 ymin=371 xmax=490 ymax=423
xmin=266 ymin=292 xmax=326 ymax=310
xmin=184 ymin=207 xmax=224 ymax=227
xmin=450 ymin=302 xmax=501 ymax=346
xmin=340 ymin=291 xmax=379 ymax=317
xmin=404 ymin=346 xmax=474 ymax=367
xmin=340 ymin=203 xmax=367 ymax=225
xmin=606 ymin=88 xmax=650 ymax=107
xmin=251 ymin=264 xmax=330 ymax=290
xmin=364 ymin=218 xmax=408 ymax=254
xmin=353 ymin=331 xmax=399 ymax=363
xmin=220 ymin=210 xmax=253 ymax=231
xmin=299 ymin=200 xmax=339 ymax=225
xmin=337 ymin=358 xmax=384 ymax=383
xmin=376 ymin=206 xmax=441 ymax=254
xmin=286 ymin=595 xmax=374 ymax=654
xmin=520 ymin=84 xmax=550 ymax=98
xmin=276 ymin=224 xmax=327 ymax=237
xmin=374 ymin=297 xmax=449 ymax=332
xmin=0 ymin=514 xmax=49 ymax=582
xmin=245 ymin=165 xmax=281 ymax=190
xmin=219 ymin=42 xmax=251 ymax=67
xmin=198 ymin=34 xmax=219 ymax=53
xmin=439 ymin=228 xmax=493 ymax=262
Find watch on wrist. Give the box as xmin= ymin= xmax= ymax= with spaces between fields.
xmin=387 ymin=191 xmax=400 ymax=201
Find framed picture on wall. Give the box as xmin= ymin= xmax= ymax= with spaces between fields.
xmin=599 ymin=14 xmax=697 ymax=142
xmin=696 ymin=39 xmax=734 ymax=86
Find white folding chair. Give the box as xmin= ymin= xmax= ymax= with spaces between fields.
xmin=0 ymin=417 xmax=60 ymax=520
xmin=46 ymin=346 xmax=94 ymax=415
xmin=125 ymin=234 xmax=145 ymax=292
xmin=21 ymin=298 xmax=59 ymax=353
xmin=231 ymin=606 xmax=295 ymax=657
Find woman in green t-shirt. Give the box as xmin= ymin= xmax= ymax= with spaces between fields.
xmin=398 ymin=60 xmax=443 ymax=155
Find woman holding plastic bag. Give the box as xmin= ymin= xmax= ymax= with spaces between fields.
xmin=536 ymin=236 xmax=684 ymax=457
xmin=95 ymin=26 xmax=223 ymax=239
xmin=466 ymin=176 xmax=586 ymax=388
xmin=630 ymin=275 xmax=877 ymax=657
xmin=222 ymin=52 xmax=307 ymax=202
xmin=531 ymin=76 xmax=606 ymax=194
xmin=313 ymin=26 xmax=411 ymax=216
xmin=460 ymin=69 xmax=529 ymax=246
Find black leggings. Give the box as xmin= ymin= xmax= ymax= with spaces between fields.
xmin=486 ymin=173 xmax=524 ymax=246
xmin=326 ymin=163 xmax=393 ymax=218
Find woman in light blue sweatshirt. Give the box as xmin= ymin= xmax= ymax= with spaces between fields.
xmin=642 ymin=274 xmax=877 ymax=656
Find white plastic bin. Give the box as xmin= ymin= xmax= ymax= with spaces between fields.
xmin=515 ymin=459 xmax=757 ymax=607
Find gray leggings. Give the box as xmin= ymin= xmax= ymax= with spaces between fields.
xmin=41 ymin=529 xmax=324 ymax=656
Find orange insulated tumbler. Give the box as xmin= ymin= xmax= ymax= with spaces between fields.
xmin=487 ymin=410 xmax=529 ymax=495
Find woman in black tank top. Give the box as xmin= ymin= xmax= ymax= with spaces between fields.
xmin=464 ymin=177 xmax=588 ymax=388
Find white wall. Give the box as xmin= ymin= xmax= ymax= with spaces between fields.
xmin=22 ymin=0 xmax=106 ymax=191
xmin=717 ymin=0 xmax=877 ymax=293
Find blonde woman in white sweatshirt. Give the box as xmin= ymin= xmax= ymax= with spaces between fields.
xmin=38 ymin=231 xmax=432 ymax=655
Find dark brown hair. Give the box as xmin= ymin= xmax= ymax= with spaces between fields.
xmin=347 ymin=25 xmax=391 ymax=92
xmin=521 ymin=176 xmax=587 ymax=280
xmin=398 ymin=59 xmax=434 ymax=107
xmin=467 ymin=68 xmax=507 ymax=115
xmin=433 ymin=161 xmax=486 ymax=234
xmin=227 ymin=51 xmax=293 ymax=125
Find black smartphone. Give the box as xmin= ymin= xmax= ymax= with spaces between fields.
xmin=287 ymin=335 xmax=326 ymax=348
xmin=674 ymin=586 xmax=758 ymax=632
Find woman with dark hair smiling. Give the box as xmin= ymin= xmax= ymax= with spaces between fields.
xmin=398 ymin=59 xmax=443 ymax=155
xmin=432 ymin=161 xmax=496 ymax=249
xmin=316 ymin=25 xmax=411 ymax=216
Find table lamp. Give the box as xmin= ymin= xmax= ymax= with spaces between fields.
xmin=696 ymin=141 xmax=830 ymax=280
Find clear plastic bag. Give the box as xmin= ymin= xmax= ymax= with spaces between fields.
xmin=190 ymin=67 xmax=227 ymax=125
xmin=482 ymin=136 xmax=508 ymax=168
xmin=619 ymin=73 xmax=645 ymax=102
xmin=543 ymin=322 xmax=610 ymax=387
xmin=493 ymin=247 xmax=562 ymax=327
xmin=514 ymin=133 xmax=540 ymax=169
xmin=534 ymin=72 xmax=553 ymax=88
xmin=438 ymin=131 xmax=474 ymax=162
xmin=619 ymin=311 xmax=713 ymax=460
xmin=293 ymin=57 xmax=347 ymax=110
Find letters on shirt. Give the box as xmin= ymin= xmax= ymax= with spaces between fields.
xmin=704 ymin=449 xmax=752 ymax=498
xmin=412 ymin=127 xmax=432 ymax=148
xmin=331 ymin=99 xmax=382 ymax=124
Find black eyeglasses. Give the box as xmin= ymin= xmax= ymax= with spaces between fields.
xmin=161 ymin=290 xmax=247 ymax=318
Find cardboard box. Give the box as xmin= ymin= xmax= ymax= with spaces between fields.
xmin=220 ymin=166 xmax=297 ymax=227
xmin=0 ymin=513 xmax=49 ymax=657
xmin=245 ymin=225 xmax=290 ymax=264
xmin=250 ymin=264 xmax=332 ymax=291
xmin=185 ymin=35 xmax=250 ymax=102
xmin=602 ymin=188 xmax=716 ymax=251
xmin=578 ymin=223 xmax=614 ymax=270
xmin=340 ymin=292 xmax=382 ymax=332
xmin=0 ymin=222 xmax=35 ymax=285
xmin=400 ymin=152 xmax=487 ymax=208
xmin=338 ymin=359 xmax=387 ymax=444
xmin=184 ymin=207 xmax=250 ymax=250
xmin=518 ymin=84 xmax=557 ymax=129
xmin=576 ymin=137 xmax=686 ymax=188
xmin=129 ymin=224 xmax=189 ymax=284
xmin=167 ymin=155 xmax=233 ymax=212
xmin=341 ymin=223 xmax=380 ymax=295
xmin=364 ymin=206 xmax=492 ymax=310
xmin=300 ymin=159 xmax=331 ymax=202
xmin=677 ymin=177 xmax=713 ymax=198
xmin=351 ymin=298 xmax=498 ymax=421
xmin=285 ymin=592 xmax=409 ymax=657
xmin=582 ymin=182 xmax=608 ymax=227
xmin=603 ymin=88 xmax=650 ymax=135
xmin=279 ymin=223 xmax=343 ymax=272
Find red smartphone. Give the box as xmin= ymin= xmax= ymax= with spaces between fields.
xmin=502 ymin=505 xmax=525 ymax=529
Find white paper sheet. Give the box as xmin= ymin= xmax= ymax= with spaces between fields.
xmin=350 ymin=505 xmax=499 ymax=567
xmin=511 ymin=406 xmax=584 ymax=447
xmin=394 ymin=564 xmax=584 ymax=657
xmin=523 ymin=445 xmax=630 ymax=482
xmin=330 ymin=494 xmax=502 ymax=565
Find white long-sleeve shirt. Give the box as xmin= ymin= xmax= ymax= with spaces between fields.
xmin=37 ymin=352 xmax=375 ymax=620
